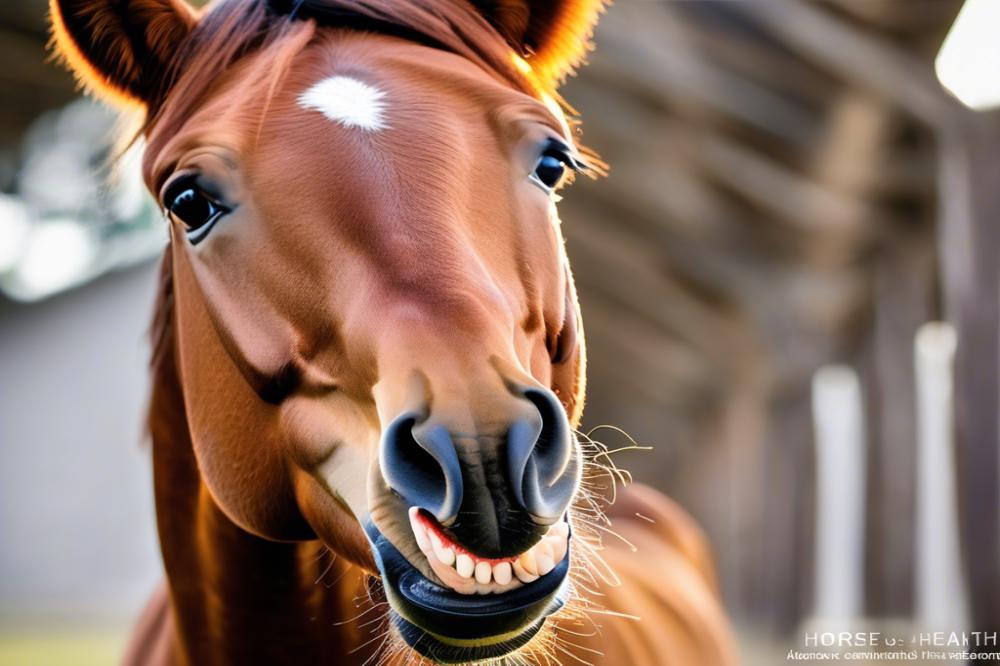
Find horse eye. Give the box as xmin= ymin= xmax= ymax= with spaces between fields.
xmin=164 ymin=180 xmax=227 ymax=243
xmin=530 ymin=148 xmax=574 ymax=192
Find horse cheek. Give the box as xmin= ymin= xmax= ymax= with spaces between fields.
xmin=173 ymin=249 xmax=314 ymax=542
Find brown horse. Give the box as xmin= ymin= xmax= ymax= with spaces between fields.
xmin=50 ymin=0 xmax=738 ymax=663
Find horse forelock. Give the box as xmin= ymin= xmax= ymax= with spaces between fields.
xmin=140 ymin=0 xmax=548 ymax=176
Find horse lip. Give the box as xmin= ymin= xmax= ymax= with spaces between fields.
xmin=362 ymin=520 xmax=570 ymax=647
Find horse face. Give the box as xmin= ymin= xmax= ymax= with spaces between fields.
xmin=52 ymin=0 xmax=604 ymax=660
xmin=161 ymin=31 xmax=585 ymax=539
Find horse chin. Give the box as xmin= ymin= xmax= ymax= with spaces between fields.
xmin=362 ymin=520 xmax=572 ymax=664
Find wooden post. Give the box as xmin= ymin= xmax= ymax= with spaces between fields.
xmin=914 ymin=322 xmax=969 ymax=630
xmin=811 ymin=365 xmax=866 ymax=620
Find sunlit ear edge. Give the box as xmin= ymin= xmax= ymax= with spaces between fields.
xmin=47 ymin=0 xmax=197 ymax=110
xmin=528 ymin=0 xmax=609 ymax=90
xmin=48 ymin=0 xmax=142 ymax=109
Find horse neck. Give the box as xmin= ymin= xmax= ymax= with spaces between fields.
xmin=147 ymin=256 xmax=374 ymax=664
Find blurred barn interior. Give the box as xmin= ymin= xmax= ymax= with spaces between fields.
xmin=562 ymin=0 xmax=1000 ymax=649
xmin=2 ymin=1 xmax=998 ymax=663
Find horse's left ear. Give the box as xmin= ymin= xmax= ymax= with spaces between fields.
xmin=49 ymin=0 xmax=197 ymax=108
xmin=474 ymin=0 xmax=607 ymax=89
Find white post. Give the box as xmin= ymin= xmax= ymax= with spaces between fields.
xmin=811 ymin=365 xmax=866 ymax=621
xmin=914 ymin=322 xmax=968 ymax=631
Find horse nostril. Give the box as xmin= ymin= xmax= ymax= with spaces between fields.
xmin=507 ymin=388 xmax=579 ymax=522
xmin=380 ymin=414 xmax=463 ymax=524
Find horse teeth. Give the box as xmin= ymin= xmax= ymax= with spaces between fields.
xmin=409 ymin=509 xmax=431 ymax=551
xmin=493 ymin=561 xmax=512 ymax=585
xmin=456 ymin=553 xmax=475 ymax=578
xmin=513 ymin=559 xmax=538 ymax=583
xmin=548 ymin=534 xmax=568 ymax=567
xmin=548 ymin=521 xmax=569 ymax=538
xmin=409 ymin=507 xmax=570 ymax=591
xmin=517 ymin=549 xmax=538 ymax=576
xmin=428 ymin=534 xmax=455 ymax=566
xmin=535 ymin=540 xmax=555 ymax=576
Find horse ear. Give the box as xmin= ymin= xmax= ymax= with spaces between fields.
xmin=49 ymin=0 xmax=197 ymax=108
xmin=473 ymin=0 xmax=606 ymax=88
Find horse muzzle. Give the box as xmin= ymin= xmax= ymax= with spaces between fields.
xmin=363 ymin=519 xmax=572 ymax=663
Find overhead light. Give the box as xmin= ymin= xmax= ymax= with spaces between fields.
xmin=935 ymin=0 xmax=1000 ymax=110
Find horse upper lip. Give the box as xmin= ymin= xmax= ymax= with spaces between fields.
xmin=407 ymin=507 xmax=569 ymax=595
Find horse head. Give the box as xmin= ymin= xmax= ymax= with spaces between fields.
xmin=51 ymin=0 xmax=605 ymax=661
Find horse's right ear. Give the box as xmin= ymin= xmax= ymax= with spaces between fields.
xmin=473 ymin=0 xmax=607 ymax=89
xmin=49 ymin=0 xmax=197 ymax=108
